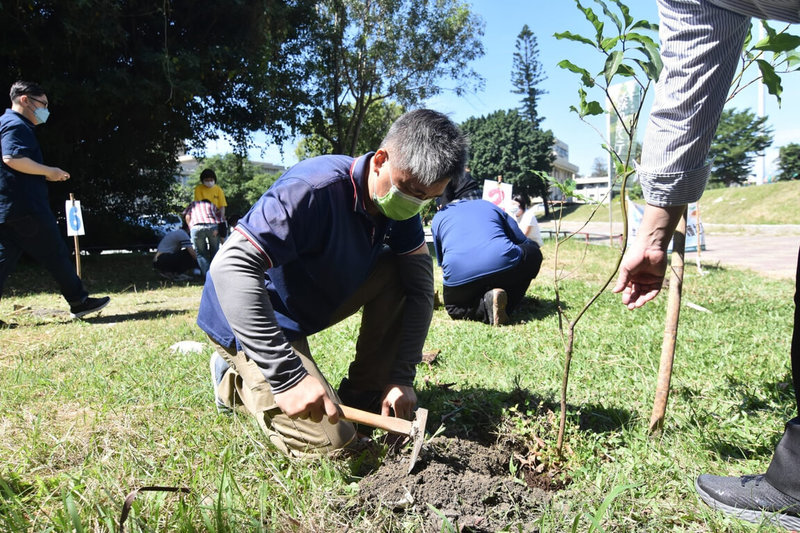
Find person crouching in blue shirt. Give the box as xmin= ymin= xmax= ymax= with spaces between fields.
xmin=198 ymin=109 xmax=468 ymax=456
xmin=431 ymin=176 xmax=543 ymax=326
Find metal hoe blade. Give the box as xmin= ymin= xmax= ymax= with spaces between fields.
xmin=407 ymin=407 xmax=428 ymax=474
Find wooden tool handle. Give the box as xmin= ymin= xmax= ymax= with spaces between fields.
xmin=338 ymin=404 xmax=413 ymax=435
xmin=649 ymin=208 xmax=687 ymax=433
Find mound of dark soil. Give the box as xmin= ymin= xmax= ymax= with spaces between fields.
xmin=358 ymin=436 xmax=550 ymax=532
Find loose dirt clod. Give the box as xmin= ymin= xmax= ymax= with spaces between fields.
xmin=358 ymin=436 xmax=550 ymax=532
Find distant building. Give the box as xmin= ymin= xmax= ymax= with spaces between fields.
xmin=528 ymin=138 xmax=579 ymax=204
xmin=176 ymin=152 xmax=286 ymax=187
xmin=573 ymin=175 xmax=613 ymax=204
xmin=548 ymin=139 xmax=579 ymax=202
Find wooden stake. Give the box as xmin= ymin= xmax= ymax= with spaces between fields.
xmin=649 ymin=207 xmax=687 ymax=433
xmin=69 ymin=193 xmax=82 ymax=278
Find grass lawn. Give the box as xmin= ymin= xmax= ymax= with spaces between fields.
xmin=549 ymin=179 xmax=800 ymax=226
xmin=0 ymin=241 xmax=795 ymax=532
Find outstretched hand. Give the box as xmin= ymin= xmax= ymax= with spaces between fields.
xmin=613 ymin=203 xmax=686 ymax=310
xmin=274 ymin=374 xmax=340 ymax=424
xmin=612 ymin=243 xmax=669 ymax=309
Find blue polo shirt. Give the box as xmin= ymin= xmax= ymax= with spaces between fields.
xmin=197 ymin=153 xmax=425 ymax=347
xmin=0 ymin=109 xmax=47 ymax=223
xmin=432 ymin=199 xmax=528 ymax=287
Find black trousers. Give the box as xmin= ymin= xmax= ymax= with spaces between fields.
xmin=442 ymin=240 xmax=542 ymax=324
xmin=153 ymin=249 xmax=198 ymax=274
xmin=764 ymin=245 xmax=800 ymax=498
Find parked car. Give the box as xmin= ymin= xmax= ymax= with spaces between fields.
xmin=58 ymin=211 xmax=183 ymax=254
xmin=138 ymin=213 xmax=183 ymax=238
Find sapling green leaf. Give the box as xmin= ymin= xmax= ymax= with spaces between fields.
xmin=600 ymin=36 xmax=619 ymax=51
xmin=756 ymin=59 xmax=783 ymax=104
xmin=598 ymin=0 xmax=623 ymax=34
xmin=603 ymin=50 xmax=625 ymax=83
xmin=576 ymin=0 xmax=605 ymax=45
xmin=630 ymin=19 xmax=658 ymax=31
xmin=557 ymin=59 xmax=596 ymax=87
xmin=577 ymin=88 xmax=604 ymax=117
xmin=633 ymin=59 xmax=659 ymax=82
xmin=626 ymin=33 xmax=663 ymax=77
xmin=754 ymin=32 xmax=800 ymax=53
xmin=554 ymin=30 xmax=597 ymax=48
xmin=608 ymin=0 xmax=633 ymax=27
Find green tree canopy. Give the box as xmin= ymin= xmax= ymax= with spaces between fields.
xmin=777 ymin=143 xmax=800 ymax=181
xmin=186 ymin=154 xmax=283 ymax=219
xmin=303 ymin=0 xmax=485 ymax=156
xmin=709 ymin=108 xmax=773 ymax=187
xmin=511 ymin=24 xmax=547 ymax=126
xmin=295 ymin=101 xmax=406 ymax=160
xmin=0 ymin=0 xmax=314 ymax=220
xmin=460 ymin=110 xmax=554 ymax=213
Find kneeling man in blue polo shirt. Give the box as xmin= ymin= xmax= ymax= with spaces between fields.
xmin=197 ymin=109 xmax=468 ymax=456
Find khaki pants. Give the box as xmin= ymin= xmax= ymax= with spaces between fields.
xmin=211 ymin=250 xmax=406 ymax=456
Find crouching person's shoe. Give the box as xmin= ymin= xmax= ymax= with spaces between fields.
xmin=696 ymin=473 xmax=800 ymax=530
xmin=483 ymin=288 xmax=509 ymax=326
xmin=69 ymin=296 xmax=111 ymax=319
xmin=209 ymin=352 xmax=233 ymax=414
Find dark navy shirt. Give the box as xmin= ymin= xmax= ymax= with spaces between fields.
xmin=197 ymin=153 xmax=425 ymax=347
xmin=432 ymin=199 xmax=528 ymax=287
xmin=0 ymin=109 xmax=47 ymax=223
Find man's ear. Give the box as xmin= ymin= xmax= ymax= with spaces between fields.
xmin=373 ymin=149 xmax=388 ymax=170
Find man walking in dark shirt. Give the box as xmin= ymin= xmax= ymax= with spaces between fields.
xmin=0 ymin=81 xmax=109 ymax=323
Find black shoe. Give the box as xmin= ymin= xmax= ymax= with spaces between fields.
xmin=482 ymin=288 xmax=509 ymax=326
xmin=69 ymin=296 xmax=111 ymax=319
xmin=696 ymin=474 xmax=800 ymax=530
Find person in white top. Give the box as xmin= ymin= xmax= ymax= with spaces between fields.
xmin=510 ymin=193 xmax=543 ymax=247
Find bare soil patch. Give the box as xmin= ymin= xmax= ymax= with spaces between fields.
xmin=356 ymin=435 xmax=552 ymax=532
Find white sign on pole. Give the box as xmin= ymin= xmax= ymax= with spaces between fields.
xmin=481 ymin=179 xmax=514 ymax=212
xmin=65 ymin=200 xmax=86 ymax=236
xmin=606 ymin=80 xmax=643 ymax=174
xmin=627 ymin=200 xmax=705 ymax=252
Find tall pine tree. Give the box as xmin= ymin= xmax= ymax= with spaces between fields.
xmin=511 ymin=24 xmax=547 ymax=126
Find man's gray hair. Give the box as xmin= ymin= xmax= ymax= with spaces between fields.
xmin=380 ymin=109 xmax=468 ymax=186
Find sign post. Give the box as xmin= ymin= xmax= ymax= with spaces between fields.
xmin=66 ymin=194 xmax=85 ymax=278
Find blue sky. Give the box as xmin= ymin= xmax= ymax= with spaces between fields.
xmin=209 ymin=0 xmax=800 ymax=178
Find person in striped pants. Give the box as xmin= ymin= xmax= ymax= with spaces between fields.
xmin=612 ymin=1 xmax=800 ymax=529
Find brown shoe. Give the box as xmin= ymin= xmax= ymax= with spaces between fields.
xmin=483 ymin=288 xmax=509 ymax=326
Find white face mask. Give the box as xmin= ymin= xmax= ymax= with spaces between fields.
xmin=510 ymin=205 xmax=521 ymax=216
xmin=203 ymin=180 xmax=215 ymax=188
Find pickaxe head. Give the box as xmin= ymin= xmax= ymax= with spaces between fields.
xmin=336 ymin=403 xmax=428 ymax=474
xmin=407 ymin=407 xmax=428 ymax=474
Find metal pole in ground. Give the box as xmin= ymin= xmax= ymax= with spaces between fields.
xmin=649 ymin=207 xmax=687 ymax=433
